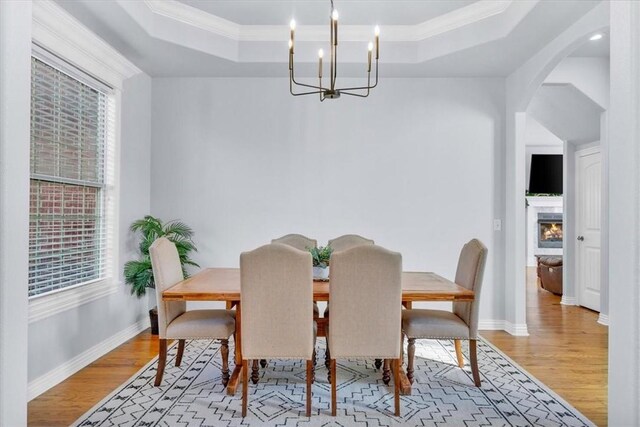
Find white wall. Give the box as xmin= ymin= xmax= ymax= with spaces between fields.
xmin=0 ymin=2 xmax=32 ymax=424
xmin=545 ymin=56 xmax=610 ymax=109
xmin=28 ymin=73 xmax=152 ymax=386
xmin=151 ymin=77 xmax=506 ymax=324
xmin=608 ymin=1 xmax=640 ymax=423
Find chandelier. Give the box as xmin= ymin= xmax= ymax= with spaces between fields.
xmin=288 ymin=0 xmax=379 ymax=101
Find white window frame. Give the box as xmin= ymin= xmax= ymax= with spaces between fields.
xmin=29 ymin=0 xmax=140 ymax=323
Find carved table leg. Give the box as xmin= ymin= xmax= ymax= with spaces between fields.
xmin=407 ymin=338 xmax=415 ymax=384
xmin=375 ymin=359 xmax=383 ymax=369
xmin=221 ymin=339 xmax=230 ymax=386
xmin=260 ymin=359 xmax=267 ymax=368
xmin=382 ymin=359 xmax=391 ymax=385
xmin=251 ymin=360 xmax=260 ymax=384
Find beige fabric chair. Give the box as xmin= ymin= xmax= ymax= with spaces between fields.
xmin=328 ymin=244 xmax=402 ymax=416
xmin=272 ymin=234 xmax=320 ymax=319
xmin=402 ymin=239 xmax=488 ymax=387
xmin=328 ymin=234 xmax=374 ymax=253
xmin=149 ymin=237 xmax=235 ymax=387
xmin=324 ymin=234 xmax=376 ymax=367
xmin=240 ymin=243 xmax=316 ymax=417
xmin=272 ymin=234 xmax=317 ymax=251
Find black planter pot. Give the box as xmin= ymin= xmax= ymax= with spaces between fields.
xmin=149 ymin=307 xmax=159 ymax=335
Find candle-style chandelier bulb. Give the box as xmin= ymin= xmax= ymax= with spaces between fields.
xmin=331 ymin=9 xmax=339 ymax=20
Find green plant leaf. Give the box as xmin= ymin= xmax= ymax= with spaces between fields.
xmin=124 ymin=215 xmax=198 ymax=297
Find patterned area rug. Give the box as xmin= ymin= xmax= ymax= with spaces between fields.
xmin=73 ymin=338 xmax=594 ymax=426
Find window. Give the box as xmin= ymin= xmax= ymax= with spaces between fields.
xmin=29 ymin=53 xmax=115 ymax=298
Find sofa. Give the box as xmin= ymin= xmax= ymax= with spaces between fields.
xmin=537 ymin=256 xmax=563 ymax=295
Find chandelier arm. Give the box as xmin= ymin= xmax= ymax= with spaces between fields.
xmin=334 ymin=61 xmax=378 ymax=92
xmin=291 ymin=67 xmax=327 ymax=91
xmin=340 ymin=89 xmax=370 ymax=98
xmin=290 ymin=72 xmax=324 ymax=96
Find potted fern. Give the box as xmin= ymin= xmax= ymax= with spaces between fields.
xmin=124 ymin=215 xmax=199 ymax=334
xmin=309 ymin=245 xmax=333 ymax=280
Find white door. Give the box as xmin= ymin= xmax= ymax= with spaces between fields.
xmin=576 ymin=147 xmax=601 ymax=311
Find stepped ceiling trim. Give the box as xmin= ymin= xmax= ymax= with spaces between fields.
xmin=141 ymin=0 xmax=520 ymax=42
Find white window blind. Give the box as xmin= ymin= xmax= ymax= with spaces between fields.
xmin=29 ymin=54 xmax=116 ymax=298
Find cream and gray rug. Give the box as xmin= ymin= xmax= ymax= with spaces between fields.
xmin=73 ymin=338 xmax=594 ymax=426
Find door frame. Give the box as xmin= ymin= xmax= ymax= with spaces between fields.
xmin=574 ymin=145 xmax=601 ymax=310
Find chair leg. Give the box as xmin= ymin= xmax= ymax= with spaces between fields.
xmin=306 ymin=359 xmax=313 ymax=417
xmin=154 ymin=339 xmax=167 ymax=386
xmin=325 ymin=340 xmax=331 ymax=370
xmin=175 ymin=339 xmax=185 ymax=367
xmin=375 ymin=358 xmax=383 ymax=369
xmin=311 ymin=350 xmax=316 ymax=384
xmin=260 ymin=359 xmax=267 ymax=368
xmin=469 ymin=339 xmax=481 ymax=387
xmin=394 ymin=358 xmax=401 ymax=417
xmin=330 ymin=359 xmax=337 ymax=416
xmin=382 ymin=359 xmax=391 ymax=385
xmin=454 ymin=339 xmax=464 ymax=368
xmin=407 ymin=338 xmax=415 ymax=384
xmin=221 ymin=339 xmax=230 ymax=386
xmin=242 ymin=359 xmax=248 ymax=417
xmin=251 ymin=360 xmax=260 ymax=384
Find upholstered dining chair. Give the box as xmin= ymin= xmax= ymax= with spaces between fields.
xmin=402 ymin=238 xmax=487 ymax=387
xmin=328 ymin=244 xmax=402 ymax=417
xmin=272 ymin=234 xmax=320 ymax=318
xmin=327 ymin=234 xmax=374 ymax=252
xmin=260 ymin=234 xmax=319 ymax=373
xmin=149 ymin=237 xmax=235 ymax=387
xmin=272 ymin=233 xmax=317 ymax=251
xmin=240 ymin=243 xmax=316 ymax=418
xmin=324 ymin=234 xmax=376 ymax=368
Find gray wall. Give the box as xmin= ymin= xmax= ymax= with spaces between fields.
xmin=151 ymin=77 xmax=506 ymax=322
xmin=27 ymin=73 xmax=152 ymax=382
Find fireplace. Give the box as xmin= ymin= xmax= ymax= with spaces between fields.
xmin=538 ymin=213 xmax=563 ymax=248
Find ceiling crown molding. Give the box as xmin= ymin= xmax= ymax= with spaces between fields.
xmin=144 ymin=0 xmax=240 ymax=39
xmin=140 ymin=0 xmax=517 ymax=43
xmin=32 ymin=0 xmax=141 ymax=89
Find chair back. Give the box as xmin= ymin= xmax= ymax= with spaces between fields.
xmin=240 ymin=243 xmax=314 ymax=360
xmin=271 ymin=234 xmax=317 ymax=251
xmin=452 ymin=239 xmax=488 ymax=339
xmin=149 ymin=237 xmax=187 ymax=338
xmin=329 ymin=245 xmax=402 ymax=359
xmin=328 ymin=234 xmax=374 ymax=252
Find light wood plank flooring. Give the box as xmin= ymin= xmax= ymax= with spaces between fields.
xmin=28 ymin=267 xmax=608 ymax=426
xmin=482 ymin=268 xmax=608 ymax=426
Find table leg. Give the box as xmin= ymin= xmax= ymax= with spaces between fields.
xmin=392 ymin=327 xmax=412 ymax=395
xmin=227 ymin=300 xmax=243 ymax=396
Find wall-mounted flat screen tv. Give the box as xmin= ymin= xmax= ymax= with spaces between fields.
xmin=529 ymin=154 xmax=563 ymax=194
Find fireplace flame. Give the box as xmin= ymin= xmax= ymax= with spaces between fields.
xmin=542 ymin=223 xmax=563 ymax=241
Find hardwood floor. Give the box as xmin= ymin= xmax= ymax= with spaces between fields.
xmin=28 ymin=267 xmax=608 ymax=426
xmin=482 ymin=268 xmax=608 ymax=426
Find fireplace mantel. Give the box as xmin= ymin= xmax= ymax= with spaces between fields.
xmin=526 ymin=196 xmax=563 ymax=207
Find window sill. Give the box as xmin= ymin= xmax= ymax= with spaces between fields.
xmin=28 ymin=278 xmax=118 ymax=323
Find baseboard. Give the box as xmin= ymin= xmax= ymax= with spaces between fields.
xmin=560 ymin=295 xmax=577 ymax=305
xmin=478 ymin=319 xmax=529 ymax=336
xmin=504 ymin=321 xmax=529 ymax=336
xmin=28 ymin=317 xmax=150 ymax=401
xmin=597 ymin=313 xmax=609 ymax=326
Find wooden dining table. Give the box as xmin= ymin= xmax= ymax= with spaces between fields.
xmin=163 ymin=267 xmax=474 ymax=396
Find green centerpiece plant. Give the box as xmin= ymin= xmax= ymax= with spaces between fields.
xmin=309 ymin=245 xmax=333 ymax=280
xmin=124 ymin=215 xmax=199 ymax=334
